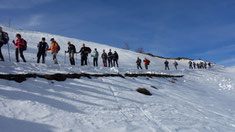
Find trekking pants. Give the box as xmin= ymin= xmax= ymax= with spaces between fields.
xmin=113 ymin=59 xmax=119 ymax=67
xmin=81 ymin=55 xmax=87 ymax=66
xmin=0 ymin=43 xmax=4 ymax=61
xmin=189 ymin=64 xmax=193 ymax=69
xmin=137 ymin=64 xmax=142 ymax=69
xmin=37 ymin=51 xmax=46 ymax=63
xmin=108 ymin=58 xmax=113 ymax=67
xmin=69 ymin=52 xmax=75 ymax=65
xmin=93 ymin=58 xmax=98 ymax=67
xmin=145 ymin=64 xmax=148 ymax=70
xmin=102 ymin=59 xmax=107 ymax=67
xmin=165 ymin=65 xmax=170 ymax=70
xmin=174 ymin=65 xmax=178 ymax=70
xmin=15 ymin=48 xmax=26 ymax=62
xmin=52 ymin=52 xmax=58 ymax=64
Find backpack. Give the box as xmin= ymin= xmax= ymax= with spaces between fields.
xmin=104 ymin=62 xmax=107 ymax=67
xmin=87 ymin=47 xmax=91 ymax=53
xmin=146 ymin=59 xmax=150 ymax=65
xmin=2 ymin=32 xmax=9 ymax=44
xmin=71 ymin=44 xmax=76 ymax=52
xmin=22 ymin=39 xmax=27 ymax=51
xmin=58 ymin=44 xmax=60 ymax=51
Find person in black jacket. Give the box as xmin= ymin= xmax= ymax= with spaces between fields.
xmin=136 ymin=57 xmax=142 ymax=69
xmin=189 ymin=61 xmax=193 ymax=69
xmin=101 ymin=49 xmax=108 ymax=67
xmin=113 ymin=51 xmax=119 ymax=67
xmin=107 ymin=49 xmax=113 ymax=67
xmin=78 ymin=43 xmax=91 ymax=66
xmin=0 ymin=26 xmax=9 ymax=61
xmin=37 ymin=37 xmax=49 ymax=63
xmin=173 ymin=61 xmax=178 ymax=70
xmin=164 ymin=60 xmax=170 ymax=70
xmin=65 ymin=41 xmax=76 ymax=65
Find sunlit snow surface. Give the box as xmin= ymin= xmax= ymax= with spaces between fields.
xmin=0 ymin=25 xmax=235 ymax=132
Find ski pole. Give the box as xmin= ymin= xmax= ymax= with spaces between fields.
xmin=76 ymin=53 xmax=77 ymax=65
xmin=8 ymin=43 xmax=11 ymax=62
xmin=17 ymin=41 xmax=19 ymax=62
xmin=64 ymin=52 xmax=66 ymax=64
xmin=87 ymin=56 xmax=90 ymax=65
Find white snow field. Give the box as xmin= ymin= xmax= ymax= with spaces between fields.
xmin=0 ymin=25 xmax=235 ymax=132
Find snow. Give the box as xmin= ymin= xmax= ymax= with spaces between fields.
xmin=0 ymin=25 xmax=235 ymax=132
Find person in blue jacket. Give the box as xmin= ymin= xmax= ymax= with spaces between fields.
xmin=91 ymin=48 xmax=99 ymax=67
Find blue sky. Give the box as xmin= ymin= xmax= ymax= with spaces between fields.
xmin=0 ymin=0 xmax=235 ymax=66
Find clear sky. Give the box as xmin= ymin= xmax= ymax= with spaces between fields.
xmin=0 ymin=0 xmax=235 ymax=66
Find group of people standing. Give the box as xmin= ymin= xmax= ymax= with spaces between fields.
xmin=38 ymin=37 xmax=120 ymax=67
xmin=0 ymin=26 xmax=213 ymax=71
xmin=101 ymin=49 xmax=119 ymax=68
xmin=188 ymin=61 xmax=212 ymax=69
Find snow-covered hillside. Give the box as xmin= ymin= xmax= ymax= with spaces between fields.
xmin=0 ymin=25 xmax=235 ymax=132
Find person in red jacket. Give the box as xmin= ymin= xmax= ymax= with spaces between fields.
xmin=12 ymin=34 xmax=26 ymax=62
xmin=143 ymin=58 xmax=150 ymax=70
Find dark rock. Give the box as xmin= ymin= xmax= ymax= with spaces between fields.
xmin=136 ymin=88 xmax=152 ymax=96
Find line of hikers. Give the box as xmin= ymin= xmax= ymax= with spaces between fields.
xmin=188 ymin=60 xmax=212 ymax=69
xmin=28 ymin=37 xmax=120 ymax=67
xmin=0 ymin=26 xmax=213 ymax=70
xmin=136 ymin=58 xmax=212 ymax=70
xmin=63 ymin=42 xmax=119 ymax=67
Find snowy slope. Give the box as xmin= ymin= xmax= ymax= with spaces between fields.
xmin=0 ymin=25 xmax=235 ymax=132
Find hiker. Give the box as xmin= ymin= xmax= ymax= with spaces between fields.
xmin=101 ymin=49 xmax=108 ymax=67
xmin=113 ymin=51 xmax=119 ymax=67
xmin=48 ymin=38 xmax=60 ymax=64
xmin=37 ymin=37 xmax=49 ymax=63
xmin=78 ymin=43 xmax=91 ymax=66
xmin=193 ymin=62 xmax=196 ymax=69
xmin=91 ymin=48 xmax=99 ymax=67
xmin=208 ymin=62 xmax=212 ymax=68
xmin=204 ymin=62 xmax=207 ymax=69
xmin=197 ymin=63 xmax=200 ymax=69
xmin=189 ymin=61 xmax=193 ymax=69
xmin=200 ymin=62 xmax=204 ymax=69
xmin=173 ymin=61 xmax=178 ymax=70
xmin=136 ymin=57 xmax=142 ymax=69
xmin=12 ymin=34 xmax=26 ymax=62
xmin=65 ymin=41 xmax=76 ymax=65
xmin=164 ymin=60 xmax=170 ymax=70
xmin=143 ymin=58 xmax=150 ymax=70
xmin=107 ymin=49 xmax=113 ymax=67
xmin=0 ymin=26 xmax=9 ymax=61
